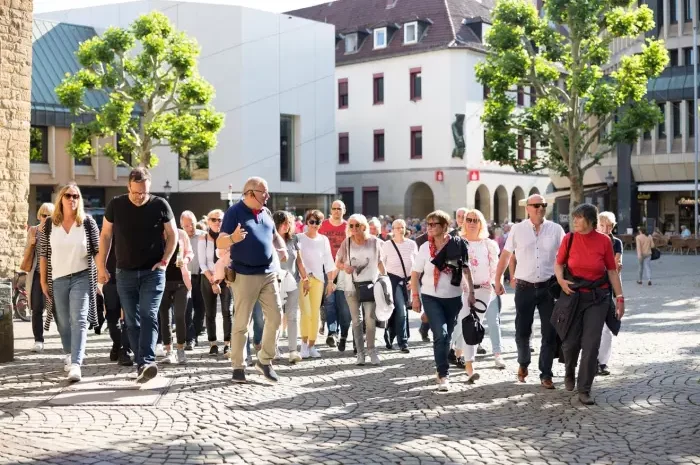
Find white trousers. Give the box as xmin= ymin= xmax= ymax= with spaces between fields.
xmin=598 ymin=324 xmax=613 ymax=365
xmin=453 ymin=287 xmax=495 ymax=360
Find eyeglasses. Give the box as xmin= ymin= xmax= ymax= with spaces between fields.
xmin=331 ymin=207 xmax=343 ymax=211
xmin=307 ymin=220 xmax=320 ymax=226
xmin=427 ymin=222 xmax=443 ymax=228
xmin=253 ymin=189 xmax=269 ymax=197
xmin=63 ymin=193 xmax=80 ymax=200
xmin=465 ymin=217 xmax=479 ymax=224
xmin=349 ymin=223 xmax=362 ymax=229
xmin=40 ymin=214 xmax=49 ymax=219
xmin=393 ymin=226 xmax=405 ymax=230
xmin=528 ymin=203 xmax=548 ymax=209
xmin=208 ymin=218 xmax=222 ymax=223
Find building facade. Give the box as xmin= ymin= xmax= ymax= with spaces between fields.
xmin=37 ymin=0 xmax=337 ymax=218
xmin=290 ymin=0 xmax=550 ymax=221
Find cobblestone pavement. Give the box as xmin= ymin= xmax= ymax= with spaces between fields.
xmin=1 ymin=254 xmax=699 ymax=465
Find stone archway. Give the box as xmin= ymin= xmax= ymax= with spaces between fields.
xmin=494 ymin=185 xmax=508 ymax=224
xmin=529 ymin=187 xmax=541 ymax=196
xmin=474 ymin=184 xmax=491 ymax=222
xmin=405 ymin=182 xmax=435 ymax=219
xmin=511 ymin=186 xmax=526 ymax=221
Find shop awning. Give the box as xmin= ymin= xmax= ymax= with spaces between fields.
xmin=544 ymin=187 xmax=608 ymax=202
xmin=637 ymin=183 xmax=698 ymax=192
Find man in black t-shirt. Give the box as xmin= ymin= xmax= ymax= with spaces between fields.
xmin=98 ymin=168 xmax=177 ymax=383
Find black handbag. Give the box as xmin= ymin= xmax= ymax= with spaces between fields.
xmin=348 ymin=239 xmax=376 ymax=303
xmin=549 ymin=232 xmax=575 ymax=300
xmin=390 ymin=239 xmax=412 ymax=308
xmin=461 ymin=306 xmax=485 ymax=346
xmin=651 ymin=247 xmax=661 ymax=260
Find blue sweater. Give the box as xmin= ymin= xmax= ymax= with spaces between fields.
xmin=221 ymin=201 xmax=275 ymax=275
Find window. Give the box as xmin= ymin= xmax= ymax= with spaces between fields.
xmin=517 ymin=135 xmax=525 ymax=159
xmin=685 ymin=0 xmax=692 ymax=21
xmin=530 ymin=137 xmax=537 ymax=159
xmin=410 ymin=126 xmax=422 ymax=159
xmin=345 ymin=33 xmax=358 ymax=53
xmin=339 ymin=188 xmax=354 ymax=217
xmin=280 ymin=115 xmax=295 ymax=182
xmin=689 ymin=99 xmax=696 ymax=137
xmin=362 ymin=187 xmax=379 ymax=218
xmin=179 ymin=153 xmax=209 ymax=180
xmin=658 ymin=103 xmax=666 ymax=139
xmin=672 ymin=102 xmax=682 ymax=138
xmin=517 ymin=86 xmax=524 ymax=106
xmin=669 ymin=49 xmax=679 ymax=67
xmin=30 ymin=126 xmax=48 ymax=163
xmin=670 ymin=0 xmax=678 ymax=23
xmin=373 ymin=130 xmax=385 ymax=161
xmin=404 ymin=21 xmax=418 ymax=44
xmin=338 ymin=78 xmax=348 ymax=109
xmin=75 ymin=154 xmax=92 ymax=166
xmin=410 ymin=68 xmax=422 ymax=101
xmin=530 ymin=86 xmax=537 ymax=105
xmin=373 ymin=74 xmax=384 ymax=104
xmin=338 ymin=133 xmax=349 ymax=164
xmin=683 ymin=47 xmax=693 ymax=65
xmin=374 ymin=27 xmax=387 ymax=49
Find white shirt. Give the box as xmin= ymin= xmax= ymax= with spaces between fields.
xmin=198 ymin=233 xmax=219 ymax=274
xmin=297 ymin=233 xmax=335 ymax=280
xmin=50 ymin=222 xmax=89 ymax=280
xmin=504 ymin=219 xmax=565 ymax=283
xmin=412 ymin=242 xmax=462 ymax=299
xmin=382 ymin=239 xmax=417 ymax=278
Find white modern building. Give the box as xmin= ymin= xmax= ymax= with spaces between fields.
xmin=37 ymin=0 xmax=337 ymax=216
xmin=290 ymin=0 xmax=550 ymax=221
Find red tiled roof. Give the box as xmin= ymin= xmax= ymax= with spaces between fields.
xmin=287 ymin=0 xmax=495 ymax=66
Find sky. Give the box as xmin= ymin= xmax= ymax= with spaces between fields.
xmin=34 ymin=0 xmax=332 ymax=14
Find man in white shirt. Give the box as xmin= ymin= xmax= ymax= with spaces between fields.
xmin=495 ymin=194 xmax=565 ymax=388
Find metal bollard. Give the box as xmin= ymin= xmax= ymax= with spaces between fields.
xmin=0 ymin=278 xmax=15 ymax=363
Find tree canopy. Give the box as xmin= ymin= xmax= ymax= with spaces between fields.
xmin=475 ymin=0 xmax=668 ymax=207
xmin=56 ymin=12 xmax=224 ymax=168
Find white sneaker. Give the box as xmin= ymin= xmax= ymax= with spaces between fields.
xmin=32 ymin=342 xmax=44 ymax=353
xmin=494 ymin=354 xmax=506 ymax=369
xmin=163 ymin=350 xmax=176 ymax=364
xmin=289 ymin=351 xmax=302 ymax=363
xmin=67 ymin=364 xmax=81 ymax=382
xmin=64 ymin=354 xmax=71 ymax=372
xmin=155 ymin=344 xmax=166 ymax=357
xmin=300 ymin=342 xmax=310 ymax=359
xmin=369 ymin=349 xmax=380 ymax=366
xmin=356 ymin=352 xmax=365 ymax=366
xmin=438 ymin=377 xmax=449 ymax=392
xmin=308 ymin=346 xmax=321 ymax=359
xmin=176 ymin=349 xmax=186 ymax=365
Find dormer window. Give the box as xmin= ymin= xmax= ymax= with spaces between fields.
xmin=345 ymin=33 xmax=359 ymax=53
xmin=404 ymin=21 xmax=418 ymax=44
xmin=374 ymin=27 xmax=387 ymax=49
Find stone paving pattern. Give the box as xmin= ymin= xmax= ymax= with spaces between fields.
xmin=1 ymin=254 xmax=699 ymax=464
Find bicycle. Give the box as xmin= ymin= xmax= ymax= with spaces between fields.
xmin=12 ymin=271 xmax=30 ymax=322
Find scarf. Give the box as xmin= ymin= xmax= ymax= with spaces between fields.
xmin=428 ymin=235 xmax=451 ymax=290
xmin=209 ymin=230 xmax=220 ymax=263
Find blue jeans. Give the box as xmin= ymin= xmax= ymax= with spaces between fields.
xmin=116 ymin=268 xmax=166 ymax=367
xmin=484 ymin=295 xmax=503 ymax=354
xmin=53 ymin=269 xmax=91 ymax=365
xmin=386 ymin=276 xmax=408 ymax=348
xmin=514 ymin=283 xmax=557 ymax=380
xmin=422 ymin=294 xmax=462 ymax=379
xmin=324 ymin=288 xmax=351 ymax=338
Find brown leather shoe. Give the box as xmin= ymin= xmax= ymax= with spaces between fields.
xmin=541 ymin=378 xmax=555 ymax=389
xmin=564 ymin=376 xmax=575 ymax=391
xmin=579 ymin=392 xmax=595 ymax=405
xmin=517 ymin=366 xmax=528 ymax=382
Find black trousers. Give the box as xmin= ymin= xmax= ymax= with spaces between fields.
xmin=30 ymin=272 xmax=45 ymax=343
xmin=202 ymin=278 xmax=232 ymax=342
xmin=561 ymin=290 xmax=610 ymax=394
xmin=514 ymin=282 xmax=557 ymax=380
xmin=103 ymin=281 xmax=130 ymax=352
xmin=186 ymin=274 xmax=205 ymax=342
xmin=158 ymin=282 xmax=189 ymax=346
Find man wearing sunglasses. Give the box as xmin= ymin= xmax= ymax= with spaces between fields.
xmin=494 ymin=194 xmax=565 ymax=389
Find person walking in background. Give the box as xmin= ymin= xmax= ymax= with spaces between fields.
xmin=98 ymin=168 xmax=177 ymax=384
xmin=298 ymin=210 xmax=335 ymax=359
xmin=636 ymin=227 xmax=654 ymax=286
xmin=596 ymin=211 xmax=623 ymax=376
xmin=21 ymin=202 xmax=54 ymax=353
xmin=319 ymin=200 xmax=351 ymax=350
xmin=39 ymin=184 xmax=100 ymax=382
xmin=103 ymin=239 xmax=133 ymax=366
xmin=495 ymin=195 xmax=564 ymax=389
xmin=181 ymin=211 xmax=206 ymax=350
xmin=381 ymin=219 xmax=417 ymax=353
xmin=199 ymin=209 xmax=234 ymax=357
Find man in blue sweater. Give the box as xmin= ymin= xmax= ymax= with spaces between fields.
xmin=217 ymin=177 xmax=288 ymax=383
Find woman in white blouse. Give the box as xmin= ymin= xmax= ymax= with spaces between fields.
xmin=297 ymin=210 xmax=335 ymax=359
xmin=39 ymin=184 xmax=99 ymax=382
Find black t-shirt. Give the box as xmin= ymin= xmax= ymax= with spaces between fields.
xmin=105 ymin=194 xmax=174 ymax=270
xmin=165 ymin=241 xmax=183 ymax=283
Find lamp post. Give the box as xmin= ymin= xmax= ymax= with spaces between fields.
xmin=605 ymin=170 xmax=615 ymax=211
xmin=163 ymin=180 xmax=172 ymax=200
xmin=227 ymin=184 xmax=233 ymax=207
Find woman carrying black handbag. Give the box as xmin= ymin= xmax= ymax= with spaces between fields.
xmin=333 ymin=214 xmax=387 ymax=366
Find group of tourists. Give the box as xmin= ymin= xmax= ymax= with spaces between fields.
xmin=21 ymin=171 xmax=627 ymax=404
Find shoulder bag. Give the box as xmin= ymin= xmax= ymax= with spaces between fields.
xmin=20 ymin=226 xmax=37 ymax=272
xmin=349 ymin=238 xmax=375 ymax=303
xmin=390 ymin=240 xmax=412 ymax=308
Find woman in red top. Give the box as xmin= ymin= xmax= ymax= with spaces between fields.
xmin=554 ymin=204 xmax=624 ymax=405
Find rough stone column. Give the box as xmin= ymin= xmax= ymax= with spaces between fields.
xmin=0 ymin=0 xmax=32 ymax=363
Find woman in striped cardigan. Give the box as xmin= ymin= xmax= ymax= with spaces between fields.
xmin=39 ymin=183 xmax=100 ymax=382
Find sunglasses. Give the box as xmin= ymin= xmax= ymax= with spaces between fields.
xmin=465 ymin=217 xmax=479 ymax=224
xmin=528 ymin=203 xmax=548 ymax=209
xmin=63 ymin=193 xmax=80 ymax=200
xmin=308 ymin=220 xmax=320 ymax=226
xmin=208 ymin=218 xmax=222 ymax=223
xmin=40 ymin=214 xmax=49 ymax=219
xmin=349 ymin=223 xmax=362 ymax=229
xmin=331 ymin=207 xmax=343 ymax=211
xmin=427 ymin=222 xmax=443 ymax=228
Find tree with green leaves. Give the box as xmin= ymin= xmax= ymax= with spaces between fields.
xmin=56 ymin=12 xmax=224 ymax=168
xmin=476 ymin=0 xmax=669 ymax=211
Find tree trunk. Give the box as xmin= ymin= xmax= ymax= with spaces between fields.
xmin=0 ymin=0 xmax=33 ymax=363
xmin=568 ymin=171 xmax=584 ymax=218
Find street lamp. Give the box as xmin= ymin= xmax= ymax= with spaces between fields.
xmin=605 ymin=170 xmax=615 ymax=188
xmin=163 ymin=180 xmax=172 ymax=200
xmin=227 ymin=184 xmax=233 ymax=207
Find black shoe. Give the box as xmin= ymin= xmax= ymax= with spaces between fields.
xmin=136 ymin=363 xmax=158 ymax=384
xmin=118 ymin=350 xmax=134 ymax=366
xmin=564 ymin=376 xmax=575 ymax=392
xmin=232 ymin=369 xmax=247 ymax=384
xmin=385 ymin=341 xmax=394 ymax=350
xmin=448 ymin=348 xmax=457 ymax=365
xmin=185 ymin=341 xmax=194 ymax=351
xmin=530 ymin=347 xmax=535 ymax=353
xmin=477 ymin=345 xmax=487 ymax=355
xmin=597 ymin=364 xmax=610 ymax=376
xmin=579 ymin=392 xmax=595 ymax=405
xmin=326 ymin=335 xmax=336 ymax=348
xmin=400 ymin=347 xmax=410 ymax=354
xmin=419 ymin=329 xmax=430 ymax=342
xmin=223 ymin=345 xmax=230 ymax=356
xmin=353 ymin=340 xmax=357 ymax=355
xmin=337 ymin=338 xmax=346 ymax=352
xmin=94 ymin=325 xmax=102 ymax=335
xmin=110 ymin=346 xmax=119 ymax=362
xmin=255 ymin=361 xmax=279 ymax=382
xmin=209 ymin=345 xmax=219 ymax=356
xmin=455 ymin=356 xmax=466 ymax=369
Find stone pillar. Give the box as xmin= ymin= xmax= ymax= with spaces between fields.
xmin=0 ymin=0 xmax=33 ymax=363
xmin=617 ymin=142 xmax=634 ymax=235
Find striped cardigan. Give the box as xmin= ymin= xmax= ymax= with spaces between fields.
xmin=38 ymin=216 xmax=100 ymax=331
